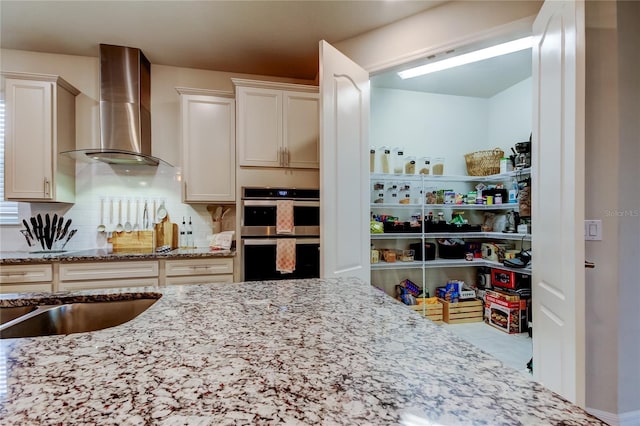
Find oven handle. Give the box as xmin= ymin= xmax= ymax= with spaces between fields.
xmin=242 ymin=200 xmax=320 ymax=207
xmin=242 ymin=238 xmax=320 ymax=246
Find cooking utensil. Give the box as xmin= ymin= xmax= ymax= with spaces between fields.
xmin=116 ymin=199 xmax=124 ymax=233
xmin=20 ymin=229 xmax=33 ymax=247
xmin=59 ymin=218 xmax=72 ymax=241
xmin=22 ymin=219 xmax=34 ymax=240
xmin=61 ymin=229 xmax=77 ymax=250
xmin=133 ymin=199 xmax=140 ymax=232
xmin=124 ymin=198 xmax=132 ymax=232
xmin=44 ymin=213 xmax=52 ymax=249
xmin=97 ymin=198 xmax=106 ymax=233
xmin=55 ymin=216 xmax=64 ymax=241
xmin=36 ymin=214 xmax=45 ymax=250
xmin=143 ymin=200 xmax=149 ymax=230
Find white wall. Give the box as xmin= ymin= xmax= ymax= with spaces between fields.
xmin=0 ymin=48 xmax=318 ymax=252
xmin=371 ymin=77 xmax=532 ymax=176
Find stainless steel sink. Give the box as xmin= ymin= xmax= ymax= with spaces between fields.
xmin=0 ymin=298 xmax=159 ymax=339
xmin=1 ymin=306 xmax=39 ymax=325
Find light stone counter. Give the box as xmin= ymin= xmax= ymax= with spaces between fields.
xmin=0 ymin=278 xmax=604 ymax=425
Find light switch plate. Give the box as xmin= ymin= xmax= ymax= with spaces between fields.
xmin=584 ymin=220 xmax=602 ymax=241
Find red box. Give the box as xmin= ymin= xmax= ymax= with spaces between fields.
xmin=484 ymin=290 xmax=527 ymax=334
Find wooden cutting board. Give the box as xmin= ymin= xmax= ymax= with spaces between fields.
xmin=155 ymin=216 xmax=178 ymax=249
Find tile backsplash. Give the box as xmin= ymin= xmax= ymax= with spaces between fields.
xmin=1 ymin=161 xmax=232 ymax=252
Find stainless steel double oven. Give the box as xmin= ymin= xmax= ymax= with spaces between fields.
xmin=240 ymin=187 xmax=320 ymax=281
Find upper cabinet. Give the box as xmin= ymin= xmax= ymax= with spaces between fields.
xmin=177 ymin=88 xmax=236 ymax=203
xmin=3 ymin=72 xmax=79 ymax=203
xmin=233 ymin=79 xmax=319 ymax=169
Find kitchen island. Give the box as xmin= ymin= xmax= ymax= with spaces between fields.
xmin=0 ymin=277 xmax=604 ymax=425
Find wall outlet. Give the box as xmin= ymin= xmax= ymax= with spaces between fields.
xmin=584 ymin=220 xmax=602 ymax=241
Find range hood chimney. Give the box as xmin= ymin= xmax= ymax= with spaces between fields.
xmin=64 ymin=44 xmax=169 ymax=166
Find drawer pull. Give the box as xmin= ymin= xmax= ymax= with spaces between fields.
xmin=2 ymin=272 xmax=28 ymax=277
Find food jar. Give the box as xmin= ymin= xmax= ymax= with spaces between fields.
xmin=418 ymin=157 xmax=431 ymax=175
xmin=432 ymin=157 xmax=445 ymax=175
xmin=380 ymin=147 xmax=391 ymax=174
xmin=370 ymin=148 xmax=376 ymax=173
xmin=393 ymin=148 xmax=404 ymax=174
xmin=404 ymin=156 xmax=416 ymax=175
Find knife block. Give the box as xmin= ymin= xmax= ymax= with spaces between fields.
xmin=110 ymin=231 xmax=154 ymax=253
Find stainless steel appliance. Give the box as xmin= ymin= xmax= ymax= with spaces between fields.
xmin=241 ymin=187 xmax=320 ymax=281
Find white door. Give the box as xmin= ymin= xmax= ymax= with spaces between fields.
xmin=319 ymin=40 xmax=370 ymax=280
xmin=532 ymin=0 xmax=586 ymax=406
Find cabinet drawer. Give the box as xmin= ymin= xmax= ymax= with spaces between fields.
xmin=1 ymin=283 xmax=53 ymax=294
xmin=59 ymin=278 xmax=159 ymax=291
xmin=59 ymin=261 xmax=159 ymax=282
xmin=165 ymin=258 xmax=233 ymax=277
xmin=165 ymin=274 xmax=234 ymax=286
xmin=0 ymin=264 xmax=53 ymax=284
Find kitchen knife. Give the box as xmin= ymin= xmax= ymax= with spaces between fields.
xmin=61 ymin=229 xmax=77 ymax=250
xmin=44 ymin=214 xmax=52 ymax=249
xmin=59 ymin=219 xmax=72 ymax=241
xmin=55 ymin=216 xmax=64 ymax=241
xmin=36 ymin=214 xmax=45 ymax=250
xmin=30 ymin=217 xmax=40 ymax=246
xmin=22 ymin=219 xmax=34 ymax=240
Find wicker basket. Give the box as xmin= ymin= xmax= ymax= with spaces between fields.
xmin=464 ymin=148 xmax=504 ymax=176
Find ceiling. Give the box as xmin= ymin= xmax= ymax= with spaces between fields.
xmin=0 ymin=0 xmax=531 ymax=98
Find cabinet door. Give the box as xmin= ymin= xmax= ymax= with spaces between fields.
xmin=181 ymin=94 xmax=236 ymax=202
xmin=283 ymin=91 xmax=319 ymax=169
xmin=4 ymin=78 xmax=53 ymax=200
xmin=237 ymin=87 xmax=282 ymax=167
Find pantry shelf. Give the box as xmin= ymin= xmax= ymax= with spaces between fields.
xmin=370 ymin=168 xmax=531 ymax=184
xmin=370 ymin=232 xmax=531 ymax=241
xmin=371 ymin=258 xmax=531 ymax=275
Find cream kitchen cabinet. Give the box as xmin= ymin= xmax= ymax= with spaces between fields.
xmin=2 ymin=72 xmax=79 ymax=203
xmin=162 ymin=257 xmax=234 ymax=286
xmin=177 ymin=88 xmax=236 ymax=203
xmin=0 ymin=264 xmax=54 ymax=293
xmin=233 ymin=78 xmax=319 ymax=169
xmin=58 ymin=260 xmax=159 ymax=291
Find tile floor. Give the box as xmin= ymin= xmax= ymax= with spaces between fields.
xmin=442 ymin=321 xmax=533 ymax=379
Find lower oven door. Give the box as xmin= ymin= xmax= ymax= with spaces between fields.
xmin=242 ymin=238 xmax=320 ymax=281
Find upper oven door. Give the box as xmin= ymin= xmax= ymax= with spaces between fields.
xmin=241 ymin=200 xmax=320 ymax=236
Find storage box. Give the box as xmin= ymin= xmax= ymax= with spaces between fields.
xmin=484 ymin=290 xmax=528 ymax=333
xmin=440 ymin=298 xmax=484 ymax=324
xmin=437 ymin=239 xmax=466 ymax=259
xmin=409 ymin=299 xmax=443 ymax=324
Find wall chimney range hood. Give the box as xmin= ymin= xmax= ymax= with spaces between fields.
xmin=63 ymin=44 xmax=170 ymax=166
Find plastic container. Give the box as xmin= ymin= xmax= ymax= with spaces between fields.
xmin=432 ymin=157 xmax=445 ymax=175
xmin=393 ymin=148 xmax=404 ymax=174
xmin=381 ymin=147 xmax=391 ymax=174
xmin=418 ymin=157 xmax=431 ymax=175
xmin=370 ymin=148 xmax=376 ymax=173
xmin=404 ymin=156 xmax=416 ymax=175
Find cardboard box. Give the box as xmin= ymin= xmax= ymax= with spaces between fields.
xmin=484 ymin=290 xmax=528 ymax=333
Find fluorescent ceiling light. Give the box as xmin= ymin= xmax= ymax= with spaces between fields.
xmin=398 ymin=36 xmax=533 ymax=80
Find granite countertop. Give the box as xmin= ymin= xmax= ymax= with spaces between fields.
xmin=0 ymin=278 xmax=604 ymax=425
xmin=0 ymin=247 xmax=235 ymax=264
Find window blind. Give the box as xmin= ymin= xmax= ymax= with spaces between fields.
xmin=0 ymin=98 xmax=20 ymax=225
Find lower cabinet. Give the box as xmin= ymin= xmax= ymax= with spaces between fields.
xmin=59 ymin=261 xmax=160 ymax=291
xmin=0 ymin=264 xmax=53 ymax=293
xmin=163 ymin=258 xmax=234 ymax=286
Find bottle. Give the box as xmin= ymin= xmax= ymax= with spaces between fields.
xmin=186 ymin=216 xmax=194 ymax=248
xmin=179 ymin=217 xmax=186 ymax=248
